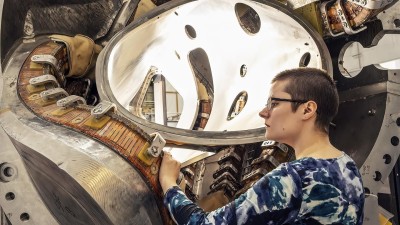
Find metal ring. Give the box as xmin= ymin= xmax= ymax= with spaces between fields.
xmin=0 ymin=163 xmax=18 ymax=182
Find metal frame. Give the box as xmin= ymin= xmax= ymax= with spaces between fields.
xmin=95 ymin=0 xmax=332 ymax=149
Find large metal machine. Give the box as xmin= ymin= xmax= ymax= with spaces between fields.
xmin=1 ymin=0 xmax=399 ymax=224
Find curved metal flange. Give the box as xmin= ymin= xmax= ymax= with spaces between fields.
xmin=95 ymin=0 xmax=332 ymax=149
xmin=0 ymin=120 xmax=59 ymax=225
xmin=360 ymin=77 xmax=400 ymax=195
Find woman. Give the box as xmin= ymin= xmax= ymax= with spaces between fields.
xmin=159 ymin=68 xmax=364 ymax=224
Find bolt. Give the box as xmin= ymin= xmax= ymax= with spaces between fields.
xmin=93 ymin=108 xmax=102 ymax=113
xmin=368 ymin=109 xmax=376 ymax=116
xmin=150 ymin=164 xmax=158 ymax=175
xmin=152 ymin=147 xmax=158 ymax=154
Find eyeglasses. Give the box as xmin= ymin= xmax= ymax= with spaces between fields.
xmin=265 ymin=97 xmax=308 ymax=110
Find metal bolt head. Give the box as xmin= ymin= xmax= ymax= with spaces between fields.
xmin=368 ymin=109 xmax=376 ymax=116
xmin=150 ymin=164 xmax=158 ymax=175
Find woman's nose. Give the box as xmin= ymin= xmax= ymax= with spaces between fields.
xmin=259 ymin=107 xmax=269 ymax=118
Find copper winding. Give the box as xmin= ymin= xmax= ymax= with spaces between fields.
xmin=17 ymin=40 xmax=174 ymax=225
xmin=321 ymin=0 xmax=394 ymax=36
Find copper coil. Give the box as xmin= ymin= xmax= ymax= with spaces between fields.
xmin=324 ymin=0 xmax=381 ymax=35
xmin=17 ymin=41 xmax=174 ymax=225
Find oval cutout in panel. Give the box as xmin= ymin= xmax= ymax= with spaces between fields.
xmin=189 ymin=48 xmax=214 ymax=130
xmin=235 ymin=3 xmax=261 ymax=34
xmin=185 ymin=25 xmax=197 ymax=39
xmin=98 ymin=0 xmax=331 ymax=149
xmin=240 ymin=64 xmax=247 ymax=77
xmin=299 ymin=52 xmax=311 ymax=67
xmin=227 ymin=91 xmax=248 ymax=121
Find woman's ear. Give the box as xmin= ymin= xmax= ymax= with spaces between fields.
xmin=302 ymin=101 xmax=318 ymax=120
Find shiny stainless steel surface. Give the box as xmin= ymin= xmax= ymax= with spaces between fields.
xmin=96 ymin=0 xmax=332 ymax=147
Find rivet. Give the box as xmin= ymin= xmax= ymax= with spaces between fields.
xmin=368 ymin=109 xmax=376 ymax=116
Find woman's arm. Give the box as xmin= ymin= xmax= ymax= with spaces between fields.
xmin=159 ymin=155 xmax=302 ymax=225
xmin=159 ymin=151 xmax=182 ymax=195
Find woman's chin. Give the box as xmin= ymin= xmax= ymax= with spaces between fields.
xmin=264 ymin=133 xmax=272 ymax=140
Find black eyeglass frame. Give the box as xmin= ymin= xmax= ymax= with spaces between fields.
xmin=265 ymin=97 xmax=308 ymax=110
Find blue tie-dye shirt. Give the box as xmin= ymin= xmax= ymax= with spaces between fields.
xmin=164 ymin=153 xmax=364 ymax=225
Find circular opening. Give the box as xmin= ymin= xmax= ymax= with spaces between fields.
xmin=394 ymin=18 xmax=400 ymax=28
xmin=185 ymin=25 xmax=197 ymax=39
xmin=6 ymin=192 xmax=15 ymax=201
xmin=383 ymin=154 xmax=392 ymax=164
xmin=391 ymin=136 xmax=399 ymax=146
xmin=235 ymin=3 xmax=261 ymax=34
xmin=299 ymin=52 xmax=311 ymax=67
xmin=240 ymin=64 xmax=247 ymax=77
xmin=339 ymin=42 xmax=362 ymax=78
xmin=20 ymin=213 xmax=30 ymax=221
xmin=373 ymin=171 xmax=382 ymax=181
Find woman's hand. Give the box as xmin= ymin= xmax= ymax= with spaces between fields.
xmin=159 ymin=151 xmax=181 ymax=194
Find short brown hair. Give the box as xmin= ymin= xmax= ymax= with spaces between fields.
xmin=271 ymin=67 xmax=339 ymax=133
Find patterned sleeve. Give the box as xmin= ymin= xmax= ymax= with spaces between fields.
xmin=163 ymin=163 xmax=302 ymax=225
